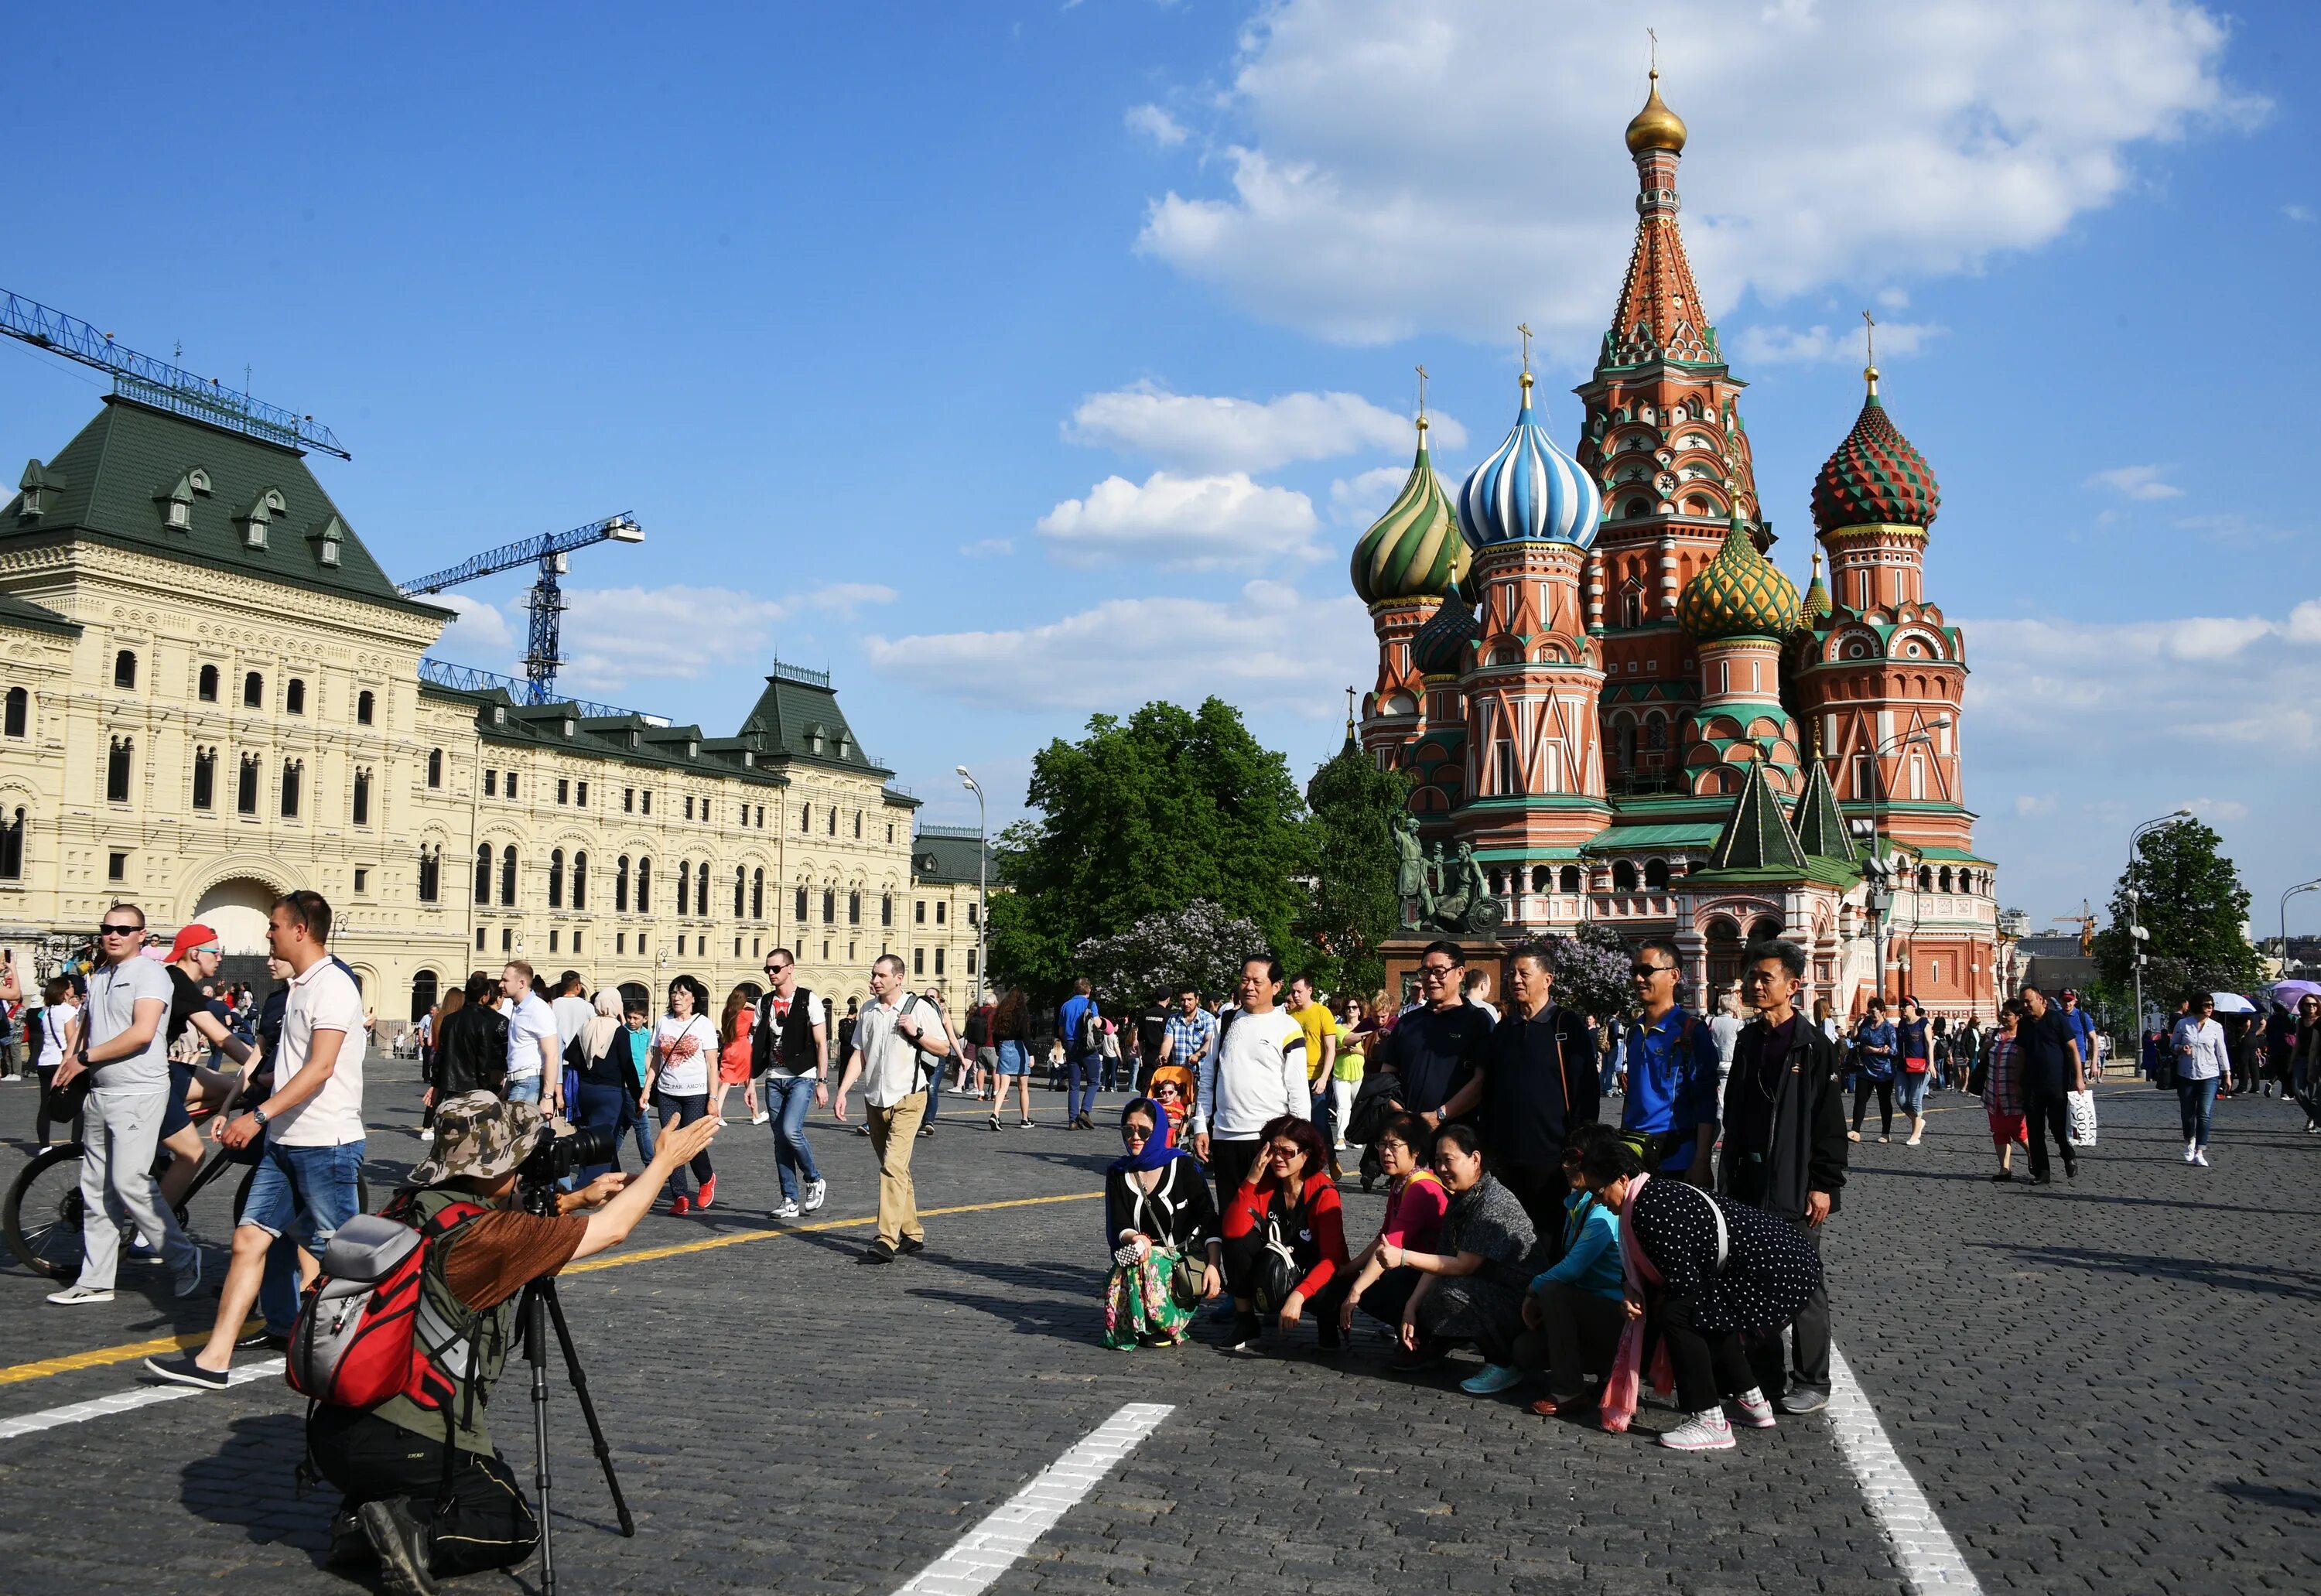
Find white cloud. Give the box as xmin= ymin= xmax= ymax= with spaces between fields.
xmin=1329 ymin=465 xmax=1410 ymax=526
xmin=2184 ymin=796 xmax=2250 ymax=821
xmin=2013 ymin=794 xmax=2056 ymax=817
xmin=557 ymin=582 xmax=894 ymax=689
xmin=2089 ymin=463 xmax=2186 ymax=501
xmin=1035 ymin=470 xmax=1321 ymax=569
xmin=1136 ymin=0 xmax=2260 ymax=352
xmin=1066 ymin=380 xmax=1461 ymax=473
xmin=431 ymin=593 xmax=514 ymax=660
xmin=959 ymin=537 xmax=1015 ymax=558
xmin=1125 ymin=103 xmax=1188 ymax=148
xmin=2287 ymin=203 xmax=2316 ymax=223
xmin=864 ymin=580 xmax=1372 ymax=713
xmin=1735 ymin=320 xmax=1943 ymax=364
xmin=1875 ymin=287 xmax=1912 ymax=310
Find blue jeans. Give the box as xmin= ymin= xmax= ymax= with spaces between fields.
xmin=505 ymin=1075 xmax=542 ymax=1104
xmin=260 ymin=1235 xmax=302 ymax=1337
xmin=2178 ymin=1075 xmax=2220 ymax=1147
xmin=1067 ymin=1050 xmax=1099 ymax=1122
xmin=764 ymin=1074 xmax=824 ymax=1202
xmin=573 ymin=1079 xmax=631 ymax=1184
xmin=616 ymin=1091 xmax=658 ymax=1165
xmin=924 ymin=1053 xmax=949 ymax=1122
xmin=655 ymin=1092 xmax=713 ymax=1197
xmin=241 ymin=1138 xmax=366 ymax=1249
xmin=996 ymin=1040 xmax=1028 ymax=1076
xmin=1894 ymin=1071 xmax=1931 ymax=1115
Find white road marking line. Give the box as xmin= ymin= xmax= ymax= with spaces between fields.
xmin=0 ymin=1357 xmax=285 ymax=1441
xmin=1827 ymin=1344 xmax=1984 ymax=1592
xmin=894 ymin=1401 xmax=1173 ymax=1596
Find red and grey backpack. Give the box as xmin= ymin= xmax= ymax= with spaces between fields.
xmin=285 ymin=1194 xmax=492 ymax=1410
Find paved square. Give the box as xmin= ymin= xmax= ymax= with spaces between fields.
xmin=2 ymin=1068 xmax=2316 ymax=1594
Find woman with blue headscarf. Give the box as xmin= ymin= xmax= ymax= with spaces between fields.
xmin=1102 ymin=1095 xmax=1222 ymax=1349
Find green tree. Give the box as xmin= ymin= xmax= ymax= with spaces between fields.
xmin=1299 ymin=740 xmax=1411 ymax=996
xmin=987 ymin=699 xmax=1308 ymax=996
xmin=2092 ymin=818 xmax=2261 ymax=1003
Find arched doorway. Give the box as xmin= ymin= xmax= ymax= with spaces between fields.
xmin=410 ymin=969 xmax=439 ymax=1024
xmin=1748 ymin=915 xmax=1784 ymax=946
xmin=192 ymin=875 xmax=282 ymax=995
xmin=1704 ymin=916 xmax=1745 ymax=993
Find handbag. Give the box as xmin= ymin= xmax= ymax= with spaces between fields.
xmin=2065 ymin=1088 xmax=2098 ymax=1147
xmin=1167 ymin=1249 xmax=1204 ymax=1311
xmin=1251 ymin=1208 xmax=1301 ymax=1315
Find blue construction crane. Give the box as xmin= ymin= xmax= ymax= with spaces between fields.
xmin=400 ymin=514 xmax=644 ymax=706
xmin=0 ymin=288 xmax=350 ymax=459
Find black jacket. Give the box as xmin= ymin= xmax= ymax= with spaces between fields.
xmin=751 ymin=986 xmax=823 ymax=1077
xmin=1718 ymin=1013 xmax=1848 ymax=1223
xmin=1478 ymin=1002 xmax=1599 ymax=1166
xmin=433 ymin=1003 xmax=509 ymax=1098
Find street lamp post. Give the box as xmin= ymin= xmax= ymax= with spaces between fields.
xmin=956 ymin=765 xmax=986 ymax=1005
xmin=2127 ymin=807 xmax=2194 ymax=1038
xmin=2280 ymin=877 xmax=2321 ymax=977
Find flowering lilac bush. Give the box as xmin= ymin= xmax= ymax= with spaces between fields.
xmin=1074 ymin=900 xmax=1269 ymax=1003
xmin=1526 ymin=922 xmax=1634 ymax=1021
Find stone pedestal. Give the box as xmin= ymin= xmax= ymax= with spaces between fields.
xmin=1380 ymin=931 xmax=1518 ymax=1010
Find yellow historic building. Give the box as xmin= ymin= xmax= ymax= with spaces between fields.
xmin=0 ymin=394 xmax=986 ymax=1028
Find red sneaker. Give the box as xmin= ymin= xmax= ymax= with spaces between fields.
xmin=696 ymin=1176 xmax=717 ymax=1211
xmin=668 ymin=1194 xmax=692 ymax=1216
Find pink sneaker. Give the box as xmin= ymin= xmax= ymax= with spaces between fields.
xmin=1660 ymin=1410 xmax=1736 ymax=1451
xmin=1727 ymin=1388 xmax=1776 ymax=1429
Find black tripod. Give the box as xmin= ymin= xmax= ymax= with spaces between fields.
xmin=516 ymin=1229 xmax=634 ymax=1593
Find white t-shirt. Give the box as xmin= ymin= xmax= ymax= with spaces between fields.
xmin=1195 ymin=1007 xmax=1308 ymax=1140
xmin=505 ymin=993 xmax=558 ymax=1083
xmin=653 ymin=1013 xmax=718 ymax=1096
xmin=36 ymin=1001 xmax=78 ymax=1071
xmin=764 ymin=990 xmax=829 ymax=1080
xmin=1710 ymin=1013 xmax=1744 ymax=1073
xmin=272 ymin=958 xmax=367 ymax=1147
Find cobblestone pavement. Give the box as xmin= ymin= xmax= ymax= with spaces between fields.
xmin=0 ymin=1066 xmax=2315 ymax=1594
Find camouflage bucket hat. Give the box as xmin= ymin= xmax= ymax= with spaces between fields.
xmin=409 ymin=1090 xmax=549 ymax=1185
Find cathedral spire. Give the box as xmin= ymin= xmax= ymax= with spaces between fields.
xmin=1605 ymin=67 xmax=1715 ymax=368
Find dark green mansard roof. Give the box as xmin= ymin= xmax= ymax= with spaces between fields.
xmin=0 ymin=591 xmax=80 ymax=637
xmin=1789 ymin=760 xmax=1857 ymax=865
xmin=911 ymin=825 xmax=993 ymax=885
xmin=2 ymin=397 xmax=444 ymax=617
xmin=737 ymin=661 xmax=896 ymax=780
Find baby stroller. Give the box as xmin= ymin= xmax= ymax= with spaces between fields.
xmin=1146 ymin=1063 xmax=1198 ymax=1155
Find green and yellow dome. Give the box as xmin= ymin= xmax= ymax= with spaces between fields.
xmin=1677 ymin=512 xmax=1802 ymax=641
xmin=1801 ymin=551 xmax=1831 ymax=627
xmin=1351 ymin=418 xmax=1470 ymax=605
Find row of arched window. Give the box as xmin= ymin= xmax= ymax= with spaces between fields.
xmin=109 ymin=651 xmax=378 ymax=725
xmin=463 ymin=843 xmax=901 ymax=924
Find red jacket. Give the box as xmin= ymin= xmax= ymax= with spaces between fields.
xmin=1222 ymin=1171 xmax=1349 ymax=1301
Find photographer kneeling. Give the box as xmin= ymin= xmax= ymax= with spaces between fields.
xmin=308 ymin=1089 xmax=717 ymax=1593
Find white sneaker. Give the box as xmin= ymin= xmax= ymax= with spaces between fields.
xmin=2193 ymin=1148 xmax=2210 ymax=1167
xmin=47 ymin=1283 xmax=114 ymax=1305
xmin=751 ymin=1111 xmax=771 ymax=1126
xmin=768 ymin=1200 xmax=802 ymax=1221
xmin=1728 ymin=1387 xmax=1777 ymax=1429
xmin=802 ymin=1178 xmax=827 ymax=1213
xmin=1659 ymin=1409 xmax=1735 ymax=1451
xmin=2184 ymin=1141 xmax=2198 ymax=1164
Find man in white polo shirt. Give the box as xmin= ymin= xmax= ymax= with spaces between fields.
xmin=501 ymin=962 xmax=560 ymax=1113
xmin=46 ymin=900 xmax=203 ymax=1304
xmin=832 ymin=954 xmax=952 ymax=1265
xmin=152 ymin=890 xmax=368 ymax=1389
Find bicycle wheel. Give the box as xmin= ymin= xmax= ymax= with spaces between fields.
xmin=5 ymin=1143 xmax=88 ymax=1280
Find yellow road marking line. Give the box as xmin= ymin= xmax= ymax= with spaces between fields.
xmin=0 ymin=1191 xmax=1102 ymax=1388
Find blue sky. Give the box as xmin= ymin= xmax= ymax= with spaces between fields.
xmin=4 ymin=2 xmax=2317 ymax=936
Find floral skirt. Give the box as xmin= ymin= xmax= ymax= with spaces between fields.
xmin=1102 ymin=1246 xmax=1197 ymax=1349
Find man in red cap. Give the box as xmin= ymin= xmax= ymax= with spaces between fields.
xmin=156 ymin=923 xmax=257 ymax=1213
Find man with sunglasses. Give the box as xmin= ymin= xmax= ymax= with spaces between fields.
xmin=751 ymin=948 xmax=829 ymax=1221
xmin=46 ymin=902 xmax=203 ymax=1305
xmin=1372 ymin=940 xmax=1493 ymax=1130
xmin=1616 ymin=937 xmax=1721 ymax=1185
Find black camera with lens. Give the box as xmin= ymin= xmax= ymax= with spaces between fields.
xmin=516 ymin=1123 xmax=617 ymax=1191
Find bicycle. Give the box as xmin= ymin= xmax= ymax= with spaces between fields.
xmin=4 ymin=1099 xmax=370 ymax=1280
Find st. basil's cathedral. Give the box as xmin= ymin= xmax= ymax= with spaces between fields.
xmin=1350 ymin=73 xmax=1998 ymax=1020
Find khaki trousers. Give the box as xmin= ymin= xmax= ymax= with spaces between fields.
xmin=863 ymin=1090 xmax=929 ymax=1247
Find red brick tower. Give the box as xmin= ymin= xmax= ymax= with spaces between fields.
xmin=1351 ymin=414 xmax=1468 ymax=772
xmin=1574 ymin=70 xmax=1767 ymax=795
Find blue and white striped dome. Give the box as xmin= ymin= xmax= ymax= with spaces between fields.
xmin=1455 ymin=374 xmax=1603 ymax=551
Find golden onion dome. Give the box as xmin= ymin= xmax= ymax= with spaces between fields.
xmin=1625 ymin=70 xmax=1688 ymax=156
xmin=1677 ymin=511 xmax=1801 ymax=642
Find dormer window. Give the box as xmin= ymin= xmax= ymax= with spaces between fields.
xmin=157 ymin=476 xmax=196 ymax=531
xmin=491 ymin=705 xmax=506 ymax=726
xmin=562 ymin=718 xmax=576 ymax=738
xmin=308 ymin=514 xmax=347 ymax=568
xmin=187 ymin=468 xmax=210 ymax=495
xmin=686 ymin=740 xmax=699 ymax=759
xmin=15 ymin=461 xmax=63 ymax=522
xmin=626 ymin=728 xmax=640 ymax=750
xmin=238 ymin=488 xmax=287 ymax=549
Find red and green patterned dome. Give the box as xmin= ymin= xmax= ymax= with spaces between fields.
xmin=1810 ymin=388 xmax=1940 ymax=535
xmin=1677 ymin=514 xmax=1801 ymax=641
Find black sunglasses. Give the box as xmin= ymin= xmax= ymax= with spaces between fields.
xmin=99 ymin=923 xmax=142 ymax=937
xmin=1629 ymin=963 xmax=1675 ymax=978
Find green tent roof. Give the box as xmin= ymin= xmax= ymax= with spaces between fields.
xmin=1790 ymin=761 xmax=1857 ymax=865
xmin=3 ymin=396 xmax=442 ymax=617
xmin=737 ymin=661 xmax=893 ymax=777
xmin=1696 ymin=764 xmax=1809 ymax=877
